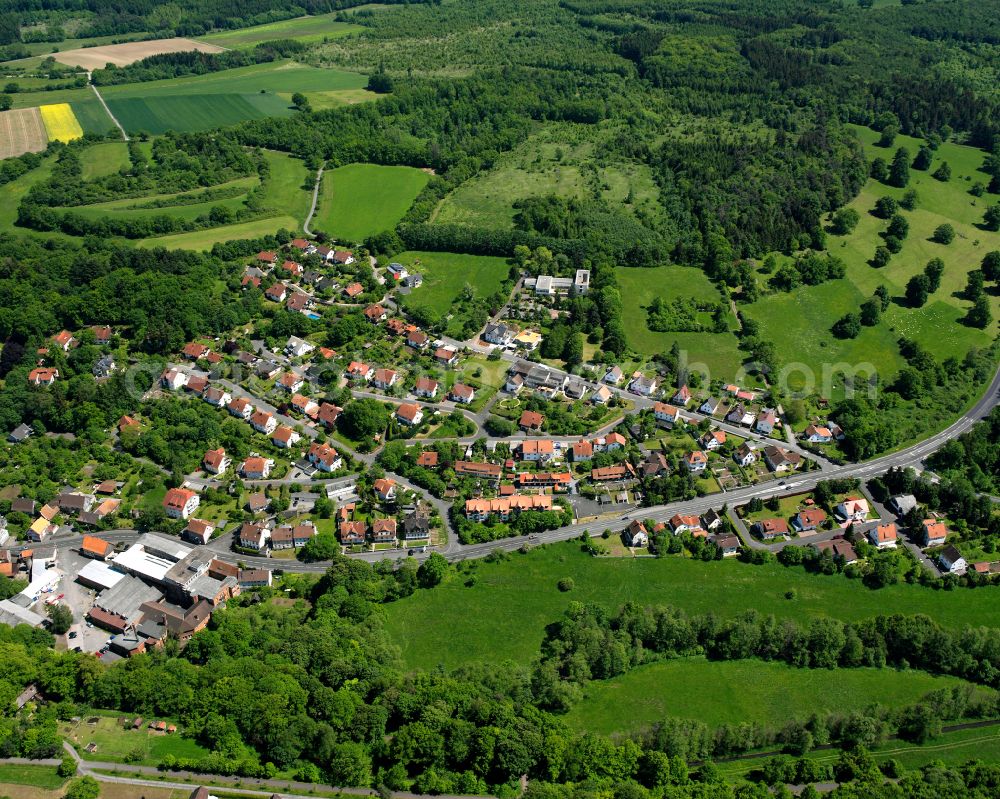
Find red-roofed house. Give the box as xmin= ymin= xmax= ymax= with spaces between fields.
xmin=53 ymin=330 xmax=75 ymax=351
xmin=373 ymin=369 xmax=398 ymax=389
xmin=240 ymin=457 xmax=273 ymax=480
xmin=449 ymin=383 xmax=475 ymax=404
xmin=163 ymin=488 xmax=199 ymax=519
xmin=347 ymin=361 xmax=374 ymax=382
xmin=869 ymin=523 xmax=898 ymax=549
xmin=519 ymin=410 xmax=544 ymax=432
xmin=365 ymin=304 xmax=387 ymax=323
xmin=396 ymin=403 xmax=423 ymax=426
xmin=414 ymin=377 xmax=439 ymax=398
xmin=272 ymin=426 xmax=300 ymax=449
xmin=307 ymin=441 xmax=342 ymax=473
xmin=28 ymin=367 xmax=59 ymax=386
xmin=318 ymin=402 xmax=342 ymax=429
xmin=182 ymin=342 xmax=209 ymax=360
xmin=203 ymin=448 xmax=230 ymax=475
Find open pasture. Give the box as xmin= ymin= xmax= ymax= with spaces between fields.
xmin=314 ymin=163 xmax=430 ymax=242
xmin=197 ymin=14 xmax=364 ymax=48
xmin=51 ymin=37 xmax=224 ymax=70
xmin=0 ymin=106 xmax=48 ymax=158
xmin=383 ymin=541 xmax=1000 ymax=671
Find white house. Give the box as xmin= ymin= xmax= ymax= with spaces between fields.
xmin=939 ymin=545 xmax=967 ymax=574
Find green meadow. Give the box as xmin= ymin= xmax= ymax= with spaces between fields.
xmin=382 ymin=541 xmax=1000 ymax=671
xmin=197 ymin=14 xmax=365 ymax=48
xmin=393 ymin=250 xmax=511 ymax=334
xmin=564 ymin=658 xmax=985 ymax=734
xmin=615 ymin=265 xmax=745 ymax=378
xmin=744 ymin=126 xmax=1000 ymax=394
xmin=99 ymin=61 xmax=368 ymax=134
xmin=314 ymin=163 xmax=430 ymax=242
xmin=78 ymin=141 xmax=132 ymax=180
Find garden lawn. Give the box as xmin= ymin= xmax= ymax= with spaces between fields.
xmin=563 ymin=657 xmax=984 ymax=734
xmin=314 ymin=163 xmax=429 ymax=242
xmin=383 ymin=540 xmax=1000 ymax=671
xmin=615 ymin=265 xmax=745 ymax=380
xmin=79 ymin=141 xmax=130 ymax=179
xmin=61 ymin=715 xmax=210 ymax=765
xmin=196 ymin=14 xmax=364 ymax=47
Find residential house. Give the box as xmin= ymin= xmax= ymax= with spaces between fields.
xmin=685 ymin=451 xmax=708 ymax=472
xmin=403 ymin=273 xmax=422 ymax=288
xmin=203 ymin=386 xmax=231 ymax=408
xmin=203 ymin=448 xmax=230 ymax=475
xmin=364 ymin=304 xmax=387 ymax=324
xmin=571 ymin=440 xmax=594 ymax=462
xmin=91 ymin=325 xmax=113 ymax=344
xmin=277 ymin=372 xmax=304 ymax=393
xmin=417 ymin=450 xmax=438 ymax=467
xmin=640 ymin=451 xmax=670 ymax=478
xmin=57 ymin=491 xmax=95 ymax=515
xmin=371 ymin=518 xmax=398 ymax=544
xmin=282 ymin=259 xmax=303 ymax=276
xmin=332 ymin=250 xmax=354 ymax=265
xmin=922 ymin=519 xmax=948 ymax=548
xmin=344 ymin=282 xmax=364 ymax=299
xmin=407 ymin=330 xmax=429 ymax=350
xmin=240 ymin=456 xmax=273 ymax=480
xmin=396 ymin=403 xmax=423 ymax=426
xmin=285 ymin=336 xmax=315 ymax=358
xmin=93 ymin=355 xmax=116 ymax=378
xmin=804 ymin=424 xmax=833 ymax=443
xmin=339 ymin=521 xmax=367 ymax=545
xmin=318 ymin=402 xmax=342 ymax=429
xmin=670 ymin=514 xmax=705 ymax=536
xmin=672 ymin=385 xmax=692 ymax=406
xmin=653 ymin=402 xmax=683 ymax=428
xmin=564 ymin=379 xmax=588 ymax=401
xmin=484 ymin=322 xmax=515 ymax=346
xmin=255 ymin=360 xmax=280 ymax=380
xmin=701 ymin=509 xmax=724 ymax=531
xmin=464 ymin=495 xmax=553 ymax=521
xmin=699 ymin=397 xmax=721 ymax=415
xmin=238 ymin=569 xmax=272 ymax=589
xmin=183 ymin=375 xmax=208 ymax=394
xmin=182 ymin=342 xmax=209 ymax=360
xmin=604 ymin=366 xmax=623 ymax=385
xmin=271 ymin=426 xmax=300 ymax=449
xmin=793 ymin=508 xmax=827 ymax=532
xmin=286 ymin=292 xmax=311 ymax=313
xmin=755 ymin=409 xmax=778 ymax=436
xmin=815 ymin=537 xmax=858 ymax=564
xmin=347 ymin=361 xmax=374 ymax=382
xmin=28 ymin=367 xmax=59 ymax=386
xmin=237 ymin=523 xmax=268 ymax=553
xmin=520 ymin=439 xmax=554 ymax=462
xmin=592 ymin=465 xmax=633 ymax=483
xmin=250 ymin=410 xmax=277 ymax=435
xmin=625 ymin=520 xmax=648 ymax=547
xmin=290 ymin=394 xmax=319 ymax=418
xmin=591 ymin=385 xmax=612 ymax=405
xmin=629 ymin=374 xmax=658 ymax=396
xmin=265 ymin=283 xmax=288 ymax=303
xmin=8 ymin=423 xmax=33 ymax=443
xmin=836 ymin=497 xmax=870 ymax=522
xmin=713 ymin=534 xmax=740 ymax=557
xmin=891 ymin=495 xmax=918 ymax=516
xmin=869 ymin=523 xmax=898 ymax=549
xmin=404 ymin=511 xmax=431 ymax=540
xmin=763 ymin=446 xmax=802 ymax=473
xmin=246 ymin=493 xmax=269 ymax=514
xmin=53 ymin=330 xmax=75 ymax=351
xmin=386 ymin=262 xmax=408 ymax=281
xmin=519 ymin=410 xmax=544 ymax=432
xmin=373 ymin=368 xmax=398 ymax=389
xmin=939 ymin=545 xmax=967 ymax=574
xmin=228 ymin=397 xmax=253 ymax=420
xmin=414 ymin=377 xmax=439 ymax=398
xmin=700 ymin=430 xmax=726 ymax=451
xmin=517 ymin=471 xmax=572 ymax=491
xmin=163 ymin=488 xmax=199 ymax=520
xmin=435 ymin=347 xmax=459 ymax=366
xmin=80 ymin=536 xmax=112 ymax=561
xmin=725 ymin=404 xmax=747 ymax=425
xmin=454 ymin=461 xmax=502 ymax=481
xmin=753 ymin=518 xmax=789 ymax=540
xmin=374 ymin=478 xmax=397 ymax=502
xmin=734 ymin=443 xmax=757 ymax=467
xmin=257 ymin=250 xmax=278 ymax=266
xmin=450 ymin=383 xmax=475 ymax=404
xmin=183 ymin=519 xmax=215 ymax=546
xmin=307 ymin=441 xmax=342 ymax=473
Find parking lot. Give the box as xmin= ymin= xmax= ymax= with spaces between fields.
xmin=57 ymin=546 xmax=113 ymax=654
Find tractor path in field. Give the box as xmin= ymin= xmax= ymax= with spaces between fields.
xmin=88 ymin=72 xmax=129 ymax=141
xmin=303 ymin=163 xmax=324 ymax=236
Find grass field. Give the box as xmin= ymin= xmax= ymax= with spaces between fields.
xmin=433 ymin=123 xmax=661 ymax=228
xmin=615 ymin=265 xmax=745 ymax=378
xmin=744 ymin=126 xmax=1000 ymax=395
xmin=0 ymin=765 xmax=65 ymax=790
xmin=79 ymin=141 xmax=131 ymax=179
xmin=564 ymin=658 xmax=984 ymax=734
xmin=0 ymin=106 xmax=47 ymax=158
xmin=61 ymin=714 xmax=210 ymax=765
xmin=197 ymin=14 xmax=365 ymax=48
xmin=0 ymin=157 xmax=56 ymax=232
xmin=69 ymin=99 xmax=117 ymax=135
xmin=382 ymin=541 xmax=1000 ymax=671
xmin=393 ymin=250 xmax=511 ymax=335
xmin=100 ymin=60 xmax=368 ymax=134
xmin=314 ymin=163 xmax=430 ymax=242
xmin=138 ymin=215 xmax=300 ymax=249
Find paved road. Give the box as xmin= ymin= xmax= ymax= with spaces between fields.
xmin=303 ymin=164 xmax=324 ymax=236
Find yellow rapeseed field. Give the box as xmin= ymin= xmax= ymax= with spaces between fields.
xmin=39 ymin=103 xmax=83 ymax=142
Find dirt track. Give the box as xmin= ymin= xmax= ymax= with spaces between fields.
xmin=52 ymin=37 xmax=224 ymax=70
xmin=0 ymin=106 xmax=48 ymax=158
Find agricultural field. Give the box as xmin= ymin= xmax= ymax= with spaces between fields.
xmin=313 ymin=163 xmax=430 ymax=242
xmin=382 ymin=541 xmax=1000 ymax=671
xmin=51 ymin=37 xmax=224 ymax=70
xmin=196 ymin=14 xmax=365 ymax=48
xmin=433 ymin=123 xmax=661 ymax=228
xmin=99 ymin=60 xmax=369 ymax=134
xmin=744 ymin=126 xmax=1000 ymax=395
xmin=0 ymin=31 xmax=153 ymax=63
xmin=615 ymin=265 xmax=745 ymax=379
xmin=393 ymin=250 xmax=511 ymax=334
xmin=38 ymin=102 xmax=82 ymax=141
xmin=564 ymin=658 xmax=985 ymax=734
xmin=0 ymin=106 xmax=47 ymax=158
